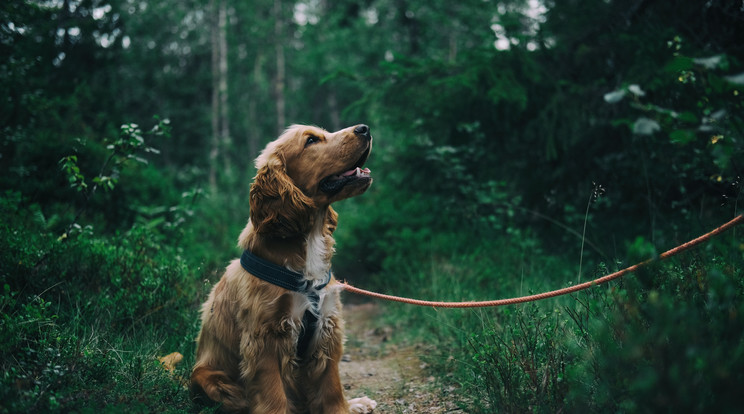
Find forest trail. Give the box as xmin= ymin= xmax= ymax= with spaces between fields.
xmin=340 ymin=303 xmax=465 ymax=414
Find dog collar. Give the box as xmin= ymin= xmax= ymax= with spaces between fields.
xmin=239 ymin=250 xmax=331 ymax=292
xmin=239 ymin=249 xmax=331 ymax=359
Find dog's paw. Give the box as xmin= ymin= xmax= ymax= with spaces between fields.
xmin=348 ymin=396 xmax=377 ymax=413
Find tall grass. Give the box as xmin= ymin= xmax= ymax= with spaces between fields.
xmin=352 ymin=217 xmax=744 ymax=413
xmin=0 ymin=191 xmax=219 ymax=413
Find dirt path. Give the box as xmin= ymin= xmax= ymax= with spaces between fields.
xmin=340 ymin=303 xmax=464 ymax=414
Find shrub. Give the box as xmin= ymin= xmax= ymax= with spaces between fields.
xmin=564 ymin=252 xmax=744 ymax=413
xmin=469 ymin=304 xmax=569 ymax=413
xmin=462 ymin=244 xmax=743 ymax=413
xmin=0 ymin=173 xmax=206 ymax=412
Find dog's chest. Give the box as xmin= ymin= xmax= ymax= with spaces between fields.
xmin=290 ymin=287 xmax=338 ymax=357
xmin=303 ymin=222 xmax=332 ymax=280
xmin=290 ymin=288 xmax=338 ymax=325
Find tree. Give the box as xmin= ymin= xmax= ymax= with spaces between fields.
xmin=209 ymin=0 xmax=231 ymax=190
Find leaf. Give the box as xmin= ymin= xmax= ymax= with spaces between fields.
xmin=724 ymin=72 xmax=744 ymax=85
xmin=669 ymin=129 xmax=696 ymax=144
xmin=628 ymin=84 xmax=645 ymax=97
xmin=693 ymin=55 xmax=723 ymax=69
xmin=603 ymin=89 xmax=626 ymax=103
xmin=678 ymin=111 xmax=699 ymax=123
xmin=663 ymin=56 xmax=693 ymax=73
xmin=632 ymin=117 xmax=660 ymax=135
xmin=611 ymin=118 xmax=633 ymax=128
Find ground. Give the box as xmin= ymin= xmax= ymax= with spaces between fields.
xmin=340 ymin=303 xmax=465 ymax=414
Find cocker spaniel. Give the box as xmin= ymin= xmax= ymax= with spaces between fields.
xmin=191 ymin=124 xmax=377 ymax=413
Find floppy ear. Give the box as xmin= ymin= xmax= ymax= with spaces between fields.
xmin=249 ymin=154 xmax=315 ymax=238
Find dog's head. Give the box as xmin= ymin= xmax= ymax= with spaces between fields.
xmin=249 ymin=124 xmax=373 ymax=237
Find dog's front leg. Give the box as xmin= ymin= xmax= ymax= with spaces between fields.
xmin=305 ymin=357 xmax=376 ymax=413
xmin=305 ymin=356 xmax=349 ymax=414
xmin=241 ymin=333 xmax=294 ymax=414
xmin=304 ymin=314 xmax=375 ymax=414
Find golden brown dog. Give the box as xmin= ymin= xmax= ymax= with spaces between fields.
xmin=190 ymin=124 xmax=377 ymax=413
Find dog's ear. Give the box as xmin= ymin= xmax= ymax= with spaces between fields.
xmin=249 ymin=154 xmax=314 ymax=238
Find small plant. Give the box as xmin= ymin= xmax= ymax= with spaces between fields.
xmin=58 ymin=118 xmax=170 ymax=241
xmin=468 ymin=303 xmax=569 ymax=413
xmin=577 ymin=182 xmax=605 ymax=283
xmin=0 ymin=116 xmax=210 ymax=412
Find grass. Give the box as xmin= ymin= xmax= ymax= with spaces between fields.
xmin=0 ymin=284 xmax=198 ymax=413
xmin=0 ymin=191 xmax=217 ymax=413
xmin=365 ymin=224 xmax=744 ymax=413
xmin=2 ymin=178 xmax=742 ymax=413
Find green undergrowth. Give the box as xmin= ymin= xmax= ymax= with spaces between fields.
xmin=0 ymin=191 xmax=216 ymax=413
xmin=366 ymin=226 xmax=744 ymax=413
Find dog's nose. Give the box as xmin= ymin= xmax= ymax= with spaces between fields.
xmin=354 ymin=124 xmax=371 ymax=139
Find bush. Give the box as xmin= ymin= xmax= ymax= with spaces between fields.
xmin=0 ymin=189 xmax=206 ymax=413
xmin=564 ymin=252 xmax=744 ymax=413
xmin=469 ymin=304 xmax=569 ymax=413
xmin=460 ymin=244 xmax=744 ymax=413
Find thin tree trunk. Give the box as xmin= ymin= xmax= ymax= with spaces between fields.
xmin=248 ymin=52 xmax=262 ymax=160
xmin=218 ymin=0 xmax=231 ymax=176
xmin=273 ymin=0 xmax=286 ymax=135
xmin=209 ymin=0 xmax=219 ymax=191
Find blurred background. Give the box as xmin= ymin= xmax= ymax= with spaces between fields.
xmin=1 ymin=0 xmax=743 ymax=412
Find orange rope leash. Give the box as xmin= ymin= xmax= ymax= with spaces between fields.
xmin=340 ymin=214 xmax=743 ymax=308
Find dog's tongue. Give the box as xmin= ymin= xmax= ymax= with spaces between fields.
xmin=341 ymin=167 xmax=371 ymax=177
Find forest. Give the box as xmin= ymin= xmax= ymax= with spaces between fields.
xmin=1 ymin=0 xmax=743 ymax=412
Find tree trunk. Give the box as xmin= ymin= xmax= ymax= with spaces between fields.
xmin=248 ymin=52 xmax=262 ymax=160
xmin=209 ymin=0 xmax=219 ymax=191
xmin=273 ymin=0 xmax=286 ymax=135
xmin=218 ymin=0 xmax=231 ymax=176
xmin=209 ymin=0 xmax=231 ymax=191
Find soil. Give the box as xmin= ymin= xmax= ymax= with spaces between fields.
xmin=340 ymin=303 xmax=465 ymax=414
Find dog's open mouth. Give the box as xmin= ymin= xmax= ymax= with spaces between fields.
xmin=319 ymin=147 xmax=372 ymax=194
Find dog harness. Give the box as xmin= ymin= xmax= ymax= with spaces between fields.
xmin=239 ymin=250 xmax=331 ymax=358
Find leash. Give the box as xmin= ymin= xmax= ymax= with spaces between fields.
xmin=340 ymin=214 xmax=743 ymax=308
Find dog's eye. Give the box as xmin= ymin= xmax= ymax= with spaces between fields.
xmin=305 ymin=135 xmax=320 ymax=146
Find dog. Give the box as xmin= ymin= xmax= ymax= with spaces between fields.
xmin=190 ymin=124 xmax=377 ymax=413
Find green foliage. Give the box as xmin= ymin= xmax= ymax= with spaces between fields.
xmin=0 ymin=279 xmax=196 ymax=413
xmin=564 ymin=253 xmax=744 ymax=413
xmin=0 ymin=110 xmax=212 ymax=412
xmin=54 ymin=118 xmax=173 ymax=240
xmin=383 ymin=237 xmax=743 ymax=413
xmin=0 ymin=190 xmax=205 ymax=413
xmin=2 ymin=0 xmax=743 ymax=412
xmin=468 ymin=305 xmax=568 ymax=413
xmin=58 ymin=156 xmax=88 ymax=193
